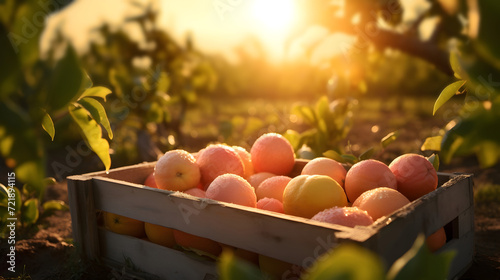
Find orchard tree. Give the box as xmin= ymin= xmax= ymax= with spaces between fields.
xmin=299 ymin=0 xmax=500 ymax=167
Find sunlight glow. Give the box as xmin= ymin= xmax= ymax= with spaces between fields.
xmin=250 ymin=0 xmax=296 ymax=33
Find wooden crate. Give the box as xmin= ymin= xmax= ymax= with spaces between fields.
xmin=67 ymin=160 xmax=474 ymax=280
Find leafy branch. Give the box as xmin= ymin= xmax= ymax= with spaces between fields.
xmin=299 ymin=0 xmax=457 ymax=76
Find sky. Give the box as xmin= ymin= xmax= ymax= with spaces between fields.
xmin=41 ymin=0 xmax=351 ymax=64
xmin=158 ymin=0 xmax=303 ymax=62
xmin=41 ymin=0 xmax=431 ymax=65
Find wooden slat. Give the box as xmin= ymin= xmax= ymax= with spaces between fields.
xmin=68 ymin=162 xmax=156 ymax=185
xmin=67 ymin=179 xmax=84 ymax=255
xmin=82 ymin=159 xmax=307 ymax=187
xmin=67 ymin=176 xmax=100 ymax=259
xmin=91 ymin=176 xmax=362 ymax=266
xmin=99 ymin=228 xmax=218 ymax=280
xmin=446 ymin=174 xmax=474 ymax=280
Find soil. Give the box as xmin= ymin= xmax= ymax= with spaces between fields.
xmin=1 ymin=109 xmax=500 ymax=280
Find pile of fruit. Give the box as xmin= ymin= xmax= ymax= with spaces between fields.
xmin=103 ymin=132 xmax=446 ymax=278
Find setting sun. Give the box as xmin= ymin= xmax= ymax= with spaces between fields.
xmin=250 ymin=0 xmax=296 ymax=33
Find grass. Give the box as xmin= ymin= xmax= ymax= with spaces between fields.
xmin=0 ymin=266 xmax=32 ymax=280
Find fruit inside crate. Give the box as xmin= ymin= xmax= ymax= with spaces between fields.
xmin=67 ymin=159 xmax=474 ymax=280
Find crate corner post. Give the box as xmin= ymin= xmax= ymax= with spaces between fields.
xmin=67 ymin=175 xmax=101 ymax=261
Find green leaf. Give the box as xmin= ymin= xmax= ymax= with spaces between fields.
xmin=283 ymin=129 xmax=302 ymax=151
xmin=0 ymin=184 xmax=16 ymax=218
xmin=22 ymin=198 xmax=39 ymax=225
xmin=433 ymin=81 xmax=465 ymax=115
xmin=427 ymin=154 xmax=440 ymax=171
xmin=77 ymin=97 xmax=113 ymax=139
xmin=441 ymin=100 xmax=500 ymax=167
xmin=421 ymin=136 xmax=443 ymax=152
xmin=43 ymin=177 xmax=57 ymax=186
xmin=387 ymin=234 xmax=456 ymax=280
xmin=78 ymin=86 xmax=112 ymax=102
xmin=22 ymin=183 xmax=39 ymax=198
xmin=323 ymin=150 xmax=344 ymax=162
xmin=293 ymin=105 xmax=316 ymax=126
xmin=69 ymin=104 xmax=111 ymax=171
xmin=42 ymin=112 xmax=55 ymax=141
xmin=359 ymin=147 xmax=375 ymax=160
xmin=317 ymin=119 xmax=329 ymax=137
xmin=381 ymin=131 xmax=399 ymax=148
xmin=450 ymin=51 xmax=465 ymax=79
xmin=0 ymin=184 xmax=8 ymax=202
xmin=109 ymin=68 xmax=129 ymax=99
xmin=42 ymin=200 xmax=69 ymax=212
xmin=440 ymin=134 xmax=464 ymax=164
xmin=341 ymin=154 xmax=358 ymax=164
xmin=218 ymin=250 xmax=265 ymax=280
xmin=302 ymin=244 xmax=385 ymax=280
xmin=315 ymin=96 xmax=330 ymax=120
xmin=47 ymin=45 xmax=92 ymax=112
xmin=16 ymin=160 xmax=44 ymax=193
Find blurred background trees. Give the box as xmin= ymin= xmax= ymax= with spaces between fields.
xmin=79 ymin=4 xmax=217 ymax=164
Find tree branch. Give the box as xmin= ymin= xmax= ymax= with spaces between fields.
xmin=370 ymin=29 xmax=453 ymax=76
xmin=326 ymin=18 xmax=454 ymax=76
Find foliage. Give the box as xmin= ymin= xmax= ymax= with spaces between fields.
xmin=79 ymin=4 xmax=216 ymax=163
xmin=423 ymin=0 xmax=500 ymax=168
xmin=219 ymin=250 xmax=264 ymax=280
xmin=386 ymin=235 xmax=456 ymax=280
xmin=284 ymin=95 xmax=404 ymax=164
xmin=0 ymin=0 xmax=110 ymax=235
xmin=300 ymin=0 xmax=500 ymax=167
xmin=0 ymin=180 xmax=69 ymax=238
xmin=284 ymin=96 xmax=358 ymax=159
xmin=302 ymin=244 xmax=385 ymax=280
xmin=218 ymin=234 xmax=455 ymax=280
